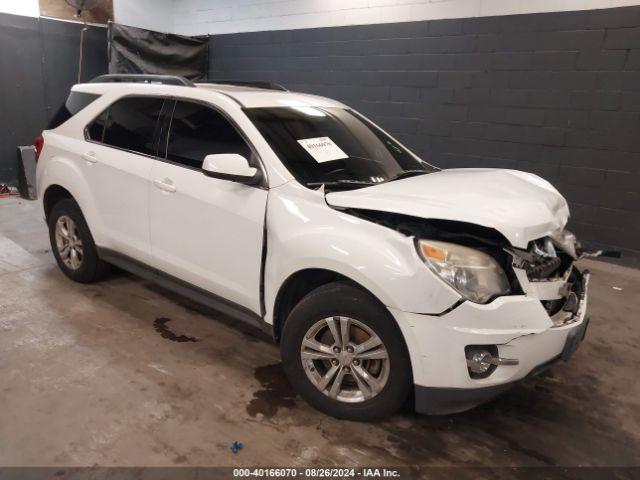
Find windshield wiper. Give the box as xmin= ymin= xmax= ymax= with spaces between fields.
xmin=387 ymin=170 xmax=430 ymax=182
xmin=306 ymin=179 xmax=378 ymax=189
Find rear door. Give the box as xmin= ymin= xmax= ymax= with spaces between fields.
xmin=148 ymin=99 xmax=267 ymax=314
xmin=84 ymin=96 xmax=167 ymax=263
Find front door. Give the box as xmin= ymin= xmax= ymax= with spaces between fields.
xmin=148 ymin=100 xmax=267 ymax=314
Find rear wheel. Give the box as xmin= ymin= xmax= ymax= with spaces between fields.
xmin=280 ymin=281 xmax=412 ymax=420
xmin=48 ymin=199 xmax=109 ymax=283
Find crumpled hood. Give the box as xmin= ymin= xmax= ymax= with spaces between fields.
xmin=325 ymin=168 xmax=569 ymax=248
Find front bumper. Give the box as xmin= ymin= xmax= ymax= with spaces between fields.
xmin=414 ymin=317 xmax=589 ymax=415
xmin=389 ymin=270 xmax=590 ymax=415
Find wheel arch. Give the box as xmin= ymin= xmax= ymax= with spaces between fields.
xmin=271 ymin=268 xmax=395 ymax=344
xmin=38 ymin=154 xmax=105 ymax=247
xmin=43 ymin=184 xmax=75 ymax=220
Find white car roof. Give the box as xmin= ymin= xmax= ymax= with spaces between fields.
xmin=72 ymin=81 xmax=346 ymax=109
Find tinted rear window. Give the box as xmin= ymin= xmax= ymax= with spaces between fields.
xmin=87 ymin=96 xmax=165 ymax=156
xmin=47 ymin=92 xmax=101 ymax=129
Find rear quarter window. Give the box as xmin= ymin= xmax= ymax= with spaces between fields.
xmin=47 ymin=92 xmax=101 ymax=130
xmin=86 ymin=96 xmax=165 ymax=157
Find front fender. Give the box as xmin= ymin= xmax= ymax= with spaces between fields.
xmin=264 ymin=183 xmax=461 ymax=324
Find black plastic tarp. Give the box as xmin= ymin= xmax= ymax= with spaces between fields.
xmin=108 ymin=22 xmax=209 ymax=81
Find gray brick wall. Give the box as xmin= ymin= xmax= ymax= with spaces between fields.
xmin=209 ymin=6 xmax=640 ymax=266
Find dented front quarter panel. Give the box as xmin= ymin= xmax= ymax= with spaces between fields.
xmin=263 ymin=181 xmax=461 ymax=324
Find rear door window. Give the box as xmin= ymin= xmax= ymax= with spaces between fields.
xmin=87 ymin=96 xmax=166 ymax=157
xmin=163 ymin=100 xmax=251 ymax=169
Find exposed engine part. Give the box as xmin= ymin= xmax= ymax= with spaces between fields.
xmin=526 ymin=256 xmax=562 ymax=278
xmin=548 ymin=270 xmax=590 ymax=327
xmin=532 ymin=237 xmax=557 ymax=258
xmin=506 ymin=235 xmax=574 ymax=282
xmin=539 ymin=267 xmax=584 ymax=316
xmin=541 ymin=297 xmax=565 ymax=316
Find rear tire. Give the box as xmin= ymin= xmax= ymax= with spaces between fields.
xmin=48 ymin=198 xmax=110 ymax=283
xmin=280 ymin=281 xmax=412 ymax=421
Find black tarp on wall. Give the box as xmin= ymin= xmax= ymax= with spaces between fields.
xmin=109 ymin=22 xmax=208 ymax=81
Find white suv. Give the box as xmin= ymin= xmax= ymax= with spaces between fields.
xmin=36 ymin=74 xmax=590 ymax=420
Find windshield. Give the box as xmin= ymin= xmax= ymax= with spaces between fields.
xmin=244 ymin=106 xmax=437 ymax=189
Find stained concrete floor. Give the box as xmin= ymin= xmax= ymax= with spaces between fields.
xmin=1 ymin=196 xmax=639 ymax=471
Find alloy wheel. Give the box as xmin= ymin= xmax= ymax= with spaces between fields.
xmin=55 ymin=215 xmax=84 ymax=270
xmin=300 ymin=316 xmax=390 ymax=403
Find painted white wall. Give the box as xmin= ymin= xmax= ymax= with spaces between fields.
xmin=0 ymin=0 xmax=40 ymax=17
xmin=113 ymin=0 xmax=174 ymax=32
xmin=4 ymin=0 xmax=639 ymax=34
xmin=173 ymin=0 xmax=640 ymax=35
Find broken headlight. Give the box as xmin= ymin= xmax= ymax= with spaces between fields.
xmin=417 ymin=239 xmax=511 ymax=304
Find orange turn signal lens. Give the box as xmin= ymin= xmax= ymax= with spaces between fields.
xmin=419 ymin=242 xmax=446 ymax=261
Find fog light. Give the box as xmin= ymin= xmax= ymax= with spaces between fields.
xmin=467 ymin=351 xmax=493 ymax=374
xmin=465 ymin=345 xmax=519 ymax=379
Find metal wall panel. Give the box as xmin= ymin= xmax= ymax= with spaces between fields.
xmin=0 ymin=13 xmax=107 ymax=184
xmin=40 ymin=17 xmax=108 ymax=123
xmin=0 ymin=13 xmax=47 ymax=184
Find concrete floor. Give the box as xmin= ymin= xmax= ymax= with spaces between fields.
xmin=1 ymin=196 xmax=639 ymax=470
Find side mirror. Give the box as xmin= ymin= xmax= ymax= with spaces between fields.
xmin=202 ymin=154 xmax=260 ymax=185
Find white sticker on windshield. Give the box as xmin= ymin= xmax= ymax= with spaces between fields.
xmin=297 ymin=137 xmax=348 ymax=163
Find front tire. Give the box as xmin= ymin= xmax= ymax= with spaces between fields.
xmin=48 ymin=198 xmax=109 ymax=283
xmin=280 ymin=281 xmax=412 ymax=420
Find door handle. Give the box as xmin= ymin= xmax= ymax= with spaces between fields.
xmin=82 ymin=151 xmax=97 ymax=163
xmin=153 ymin=178 xmax=177 ymax=193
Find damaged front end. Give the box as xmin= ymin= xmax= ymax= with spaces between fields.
xmin=340 ymin=208 xmax=595 ymax=327
xmin=506 ymin=232 xmax=590 ymax=327
xmin=339 ymin=208 xmax=599 ymax=409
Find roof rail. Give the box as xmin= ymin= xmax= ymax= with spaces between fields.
xmin=89 ymin=74 xmax=194 ymax=87
xmin=201 ymin=80 xmax=288 ymax=91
